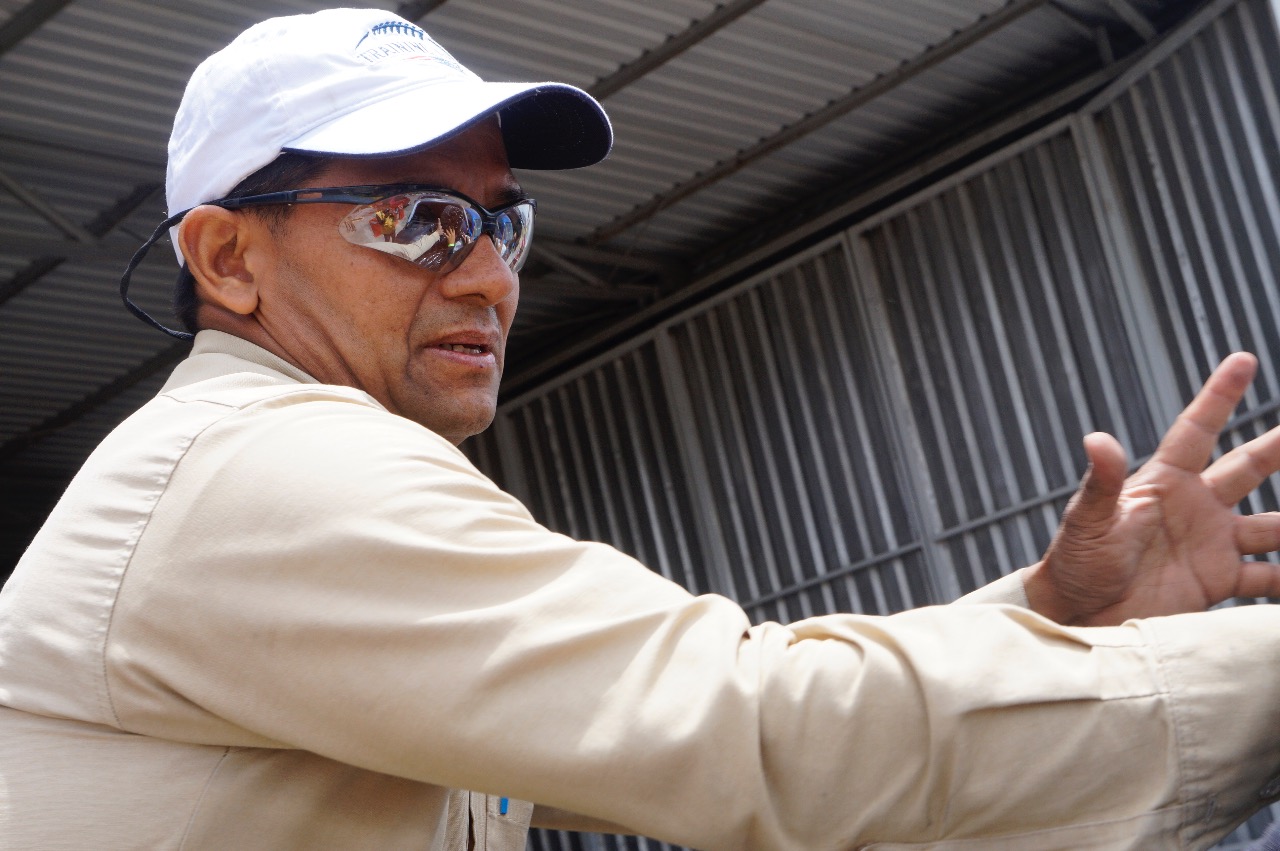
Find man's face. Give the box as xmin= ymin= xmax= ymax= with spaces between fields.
xmin=257 ymin=119 xmax=521 ymax=444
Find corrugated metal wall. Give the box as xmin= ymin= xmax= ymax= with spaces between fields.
xmin=1089 ymin=0 xmax=1280 ymax=534
xmin=852 ymin=127 xmax=1162 ymax=601
xmin=465 ymin=0 xmax=1280 ymax=847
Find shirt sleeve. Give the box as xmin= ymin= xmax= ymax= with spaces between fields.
xmin=538 ymin=567 xmax=1033 ymax=836
xmin=955 ymin=567 xmax=1030 ymax=607
xmin=105 ymin=396 xmax=1280 ymax=850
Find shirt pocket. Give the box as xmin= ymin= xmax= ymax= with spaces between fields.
xmin=474 ymin=792 xmax=533 ymax=851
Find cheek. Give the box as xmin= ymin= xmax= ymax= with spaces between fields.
xmin=334 ymin=257 xmax=421 ymax=335
xmin=497 ymin=284 xmax=520 ymax=335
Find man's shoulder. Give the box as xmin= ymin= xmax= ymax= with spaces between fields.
xmin=160 ymin=343 xmax=380 ymax=413
xmin=160 ymin=368 xmax=384 ymax=416
xmin=138 ymin=375 xmax=457 ymax=488
xmin=156 ymin=329 xmax=387 ymax=416
xmin=149 ymin=368 xmax=465 ymax=487
xmin=94 ymin=333 xmax=480 ymax=534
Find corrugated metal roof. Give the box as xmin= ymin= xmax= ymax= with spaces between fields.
xmin=0 ymin=0 xmax=1203 ymax=566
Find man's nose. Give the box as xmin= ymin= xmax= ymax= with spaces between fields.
xmin=437 ymin=235 xmax=517 ymax=306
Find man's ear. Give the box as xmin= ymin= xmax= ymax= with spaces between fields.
xmin=178 ymin=205 xmax=266 ymax=317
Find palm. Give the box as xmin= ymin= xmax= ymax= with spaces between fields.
xmin=1030 ymin=354 xmax=1280 ymax=626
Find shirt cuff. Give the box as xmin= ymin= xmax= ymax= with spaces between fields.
xmin=1137 ymin=606 xmax=1280 ymax=845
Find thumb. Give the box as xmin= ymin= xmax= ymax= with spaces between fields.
xmin=1063 ymin=432 xmax=1128 ymax=528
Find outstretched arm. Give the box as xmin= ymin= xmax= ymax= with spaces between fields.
xmin=1024 ymin=352 xmax=1280 ymax=626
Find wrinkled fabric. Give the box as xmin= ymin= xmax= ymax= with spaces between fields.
xmin=2 ymin=330 xmax=1280 ymax=850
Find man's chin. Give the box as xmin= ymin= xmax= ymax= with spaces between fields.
xmin=413 ymin=402 xmax=498 ymax=445
xmin=386 ymin=378 xmax=501 ymax=443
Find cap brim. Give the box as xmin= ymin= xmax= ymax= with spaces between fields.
xmin=283 ymin=81 xmax=611 ymax=170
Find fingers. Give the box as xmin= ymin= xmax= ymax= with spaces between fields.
xmin=1204 ymin=425 xmax=1280 ymax=505
xmin=1152 ymin=352 xmax=1257 ymax=472
xmin=1061 ymin=432 xmax=1129 ymax=527
xmin=1235 ymin=512 xmax=1280 ymax=555
xmin=1232 ymin=559 xmax=1280 ymax=600
xmin=1082 ymin=431 xmax=1128 ymax=498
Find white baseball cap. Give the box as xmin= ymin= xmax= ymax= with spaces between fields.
xmin=166 ymin=7 xmax=612 ymax=257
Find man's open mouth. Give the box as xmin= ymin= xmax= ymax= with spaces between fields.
xmin=438 ymin=343 xmax=489 ymax=355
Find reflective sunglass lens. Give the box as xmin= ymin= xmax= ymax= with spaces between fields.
xmin=504 ymin=204 xmax=534 ymax=272
xmin=340 ymin=196 xmax=471 ymax=268
xmin=338 ymin=191 xmax=533 ymax=273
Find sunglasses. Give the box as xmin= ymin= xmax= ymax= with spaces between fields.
xmin=120 ymin=184 xmax=536 ymax=341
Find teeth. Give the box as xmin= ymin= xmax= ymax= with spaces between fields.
xmin=442 ymin=343 xmax=485 ymax=354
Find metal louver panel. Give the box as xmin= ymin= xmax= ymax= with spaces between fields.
xmin=1095 ymin=1 xmax=1280 ymax=403
xmin=851 ymin=128 xmax=1163 ymax=596
xmin=663 ymin=244 xmax=933 ymax=622
xmin=455 ymin=1 xmax=1280 ymax=848
xmin=1088 ymin=0 xmax=1280 ymax=533
xmin=471 ymin=340 xmax=715 ymax=596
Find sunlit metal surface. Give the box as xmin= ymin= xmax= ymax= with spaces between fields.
xmin=467 ymin=3 xmax=1280 ymax=846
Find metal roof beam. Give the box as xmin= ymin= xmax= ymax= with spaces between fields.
xmin=589 ymin=0 xmax=1050 ymax=245
xmin=690 ymin=56 xmax=1119 ymax=281
xmin=506 ymin=47 xmax=1132 ymax=395
xmin=0 ymin=181 xmax=160 ymax=308
xmin=0 ymin=0 xmax=75 ymax=57
xmin=1046 ymin=1 xmax=1099 ymax=38
xmin=1045 ymin=3 xmax=1119 ymax=65
xmin=0 ymin=168 xmax=97 ymax=243
xmin=1094 ymin=25 xmax=1116 ymax=64
xmin=536 ymin=238 xmax=679 ymax=274
xmin=589 ymin=0 xmax=772 ymax=100
xmin=515 ymin=306 xmax=629 ymax=339
xmin=524 ymin=275 xmax=656 ymax=302
xmin=1100 ymin=0 xmax=1157 ymax=40
xmin=530 ymin=244 xmax=637 ymax=290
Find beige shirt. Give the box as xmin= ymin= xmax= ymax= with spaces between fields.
xmin=2 ymin=330 xmax=1280 ymax=850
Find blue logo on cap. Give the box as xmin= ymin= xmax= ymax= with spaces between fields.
xmin=353 ymin=20 xmax=467 ymax=73
xmin=355 ymin=21 xmax=427 ymax=50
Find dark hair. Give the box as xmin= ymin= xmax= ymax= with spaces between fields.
xmin=173 ymin=152 xmax=334 ymax=334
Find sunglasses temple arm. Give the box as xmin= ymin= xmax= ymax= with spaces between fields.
xmin=120 ymin=211 xmax=196 ymax=342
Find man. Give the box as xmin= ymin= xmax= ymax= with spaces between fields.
xmin=4 ymin=8 xmax=1280 ymax=850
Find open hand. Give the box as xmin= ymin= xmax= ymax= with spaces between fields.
xmin=1025 ymin=353 xmax=1280 ymax=626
